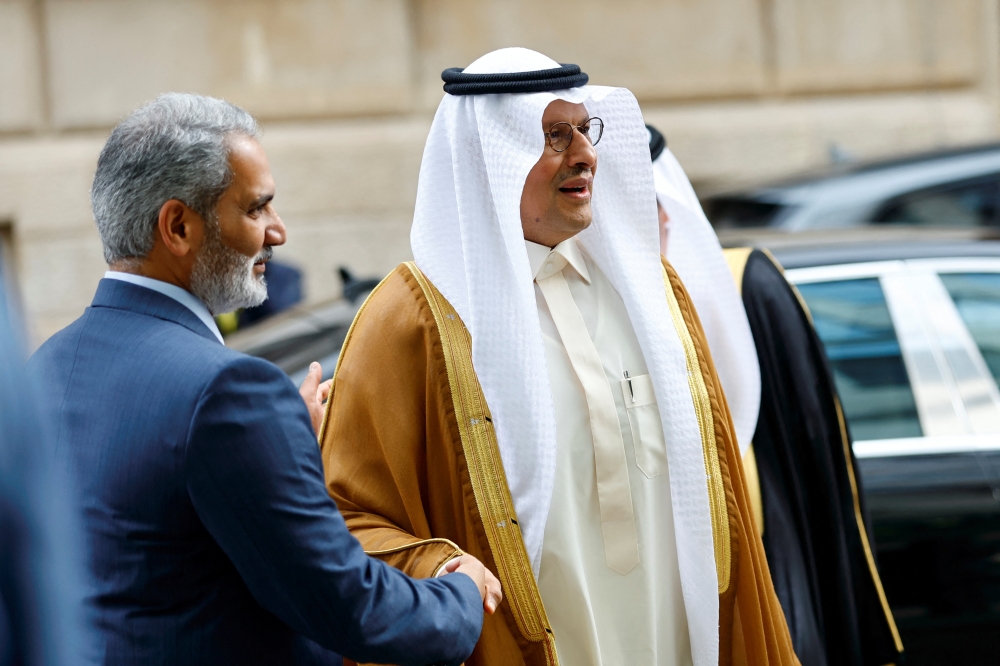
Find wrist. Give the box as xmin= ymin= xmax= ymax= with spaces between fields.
xmin=434 ymin=554 xmax=463 ymax=578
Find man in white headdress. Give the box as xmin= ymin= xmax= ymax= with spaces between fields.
xmin=647 ymin=123 xmax=764 ymax=525
xmin=319 ymin=49 xmax=797 ymax=666
xmin=647 ymin=125 xmax=903 ymax=666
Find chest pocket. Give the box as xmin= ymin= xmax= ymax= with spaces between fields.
xmin=620 ymin=374 xmax=668 ymax=478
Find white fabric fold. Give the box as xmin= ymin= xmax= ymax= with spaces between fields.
xmin=656 ymin=149 xmax=762 ymax=454
xmin=411 ymin=47 xmax=720 ymax=666
xmin=535 ymin=251 xmax=639 ymax=574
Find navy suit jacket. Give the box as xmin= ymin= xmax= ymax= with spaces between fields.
xmin=27 ymin=279 xmax=482 ymax=666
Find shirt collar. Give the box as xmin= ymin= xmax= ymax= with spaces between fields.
xmin=104 ymin=272 xmax=224 ymax=344
xmin=524 ymin=237 xmax=591 ymax=284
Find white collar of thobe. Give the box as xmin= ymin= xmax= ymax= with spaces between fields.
xmin=104 ymin=271 xmax=224 ymax=344
xmin=524 ymin=238 xmax=591 ymax=285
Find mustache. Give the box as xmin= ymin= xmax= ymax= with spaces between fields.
xmin=254 ymin=246 xmax=273 ymax=263
xmin=557 ymin=165 xmax=592 ymax=184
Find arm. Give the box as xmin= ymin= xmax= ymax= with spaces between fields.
xmin=320 ymin=270 xmax=467 ymax=579
xmin=185 ymin=355 xmax=483 ymax=666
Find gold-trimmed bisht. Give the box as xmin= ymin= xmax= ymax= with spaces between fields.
xmin=661 ymin=263 xmax=733 ymax=594
xmin=404 ymin=262 xmax=561 ymax=666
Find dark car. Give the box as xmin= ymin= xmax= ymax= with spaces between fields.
xmin=705 ymin=142 xmax=1000 ymax=233
xmin=772 ymin=231 xmax=1000 ymax=665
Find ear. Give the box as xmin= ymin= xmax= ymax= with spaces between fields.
xmin=157 ymin=199 xmax=204 ymax=258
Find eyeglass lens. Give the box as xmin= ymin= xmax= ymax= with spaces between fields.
xmin=547 ymin=118 xmax=604 ymax=152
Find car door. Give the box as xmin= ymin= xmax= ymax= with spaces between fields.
xmin=788 ymin=259 xmax=1000 ymax=666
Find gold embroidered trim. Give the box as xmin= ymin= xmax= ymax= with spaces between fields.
xmin=316 ymin=273 xmax=393 ymax=444
xmin=365 ymin=537 xmax=464 ymax=578
xmin=834 ymin=396 xmax=904 ymax=653
xmin=404 ymin=263 xmax=560 ymax=665
xmin=661 ymin=264 xmax=732 ymax=593
xmin=364 ymin=537 xmax=463 ymax=558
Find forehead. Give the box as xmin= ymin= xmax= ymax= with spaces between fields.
xmin=226 ymin=135 xmax=272 ymax=188
xmin=540 ymin=99 xmax=589 ymax=125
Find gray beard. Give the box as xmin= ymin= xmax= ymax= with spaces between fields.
xmin=189 ymin=222 xmax=270 ymax=316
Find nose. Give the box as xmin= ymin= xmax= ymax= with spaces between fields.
xmin=265 ymin=210 xmax=287 ymax=247
xmin=566 ymin=127 xmax=598 ymax=170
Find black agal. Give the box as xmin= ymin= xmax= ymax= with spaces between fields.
xmin=646 ymin=124 xmax=666 ymax=162
xmin=441 ymin=64 xmax=588 ymax=96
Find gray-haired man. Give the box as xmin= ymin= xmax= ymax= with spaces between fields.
xmin=27 ymin=93 xmax=499 ymax=666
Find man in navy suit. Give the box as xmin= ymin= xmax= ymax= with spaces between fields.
xmin=27 ymin=93 xmax=500 ymax=666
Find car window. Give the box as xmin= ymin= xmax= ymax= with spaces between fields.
xmin=703 ymin=196 xmax=786 ymax=229
xmin=938 ymin=272 xmax=1000 ymax=386
xmin=873 ymin=175 xmax=1000 ymax=227
xmin=796 ymin=278 xmax=922 ymax=440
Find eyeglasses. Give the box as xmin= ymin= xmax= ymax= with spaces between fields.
xmin=545 ymin=117 xmax=604 ymax=152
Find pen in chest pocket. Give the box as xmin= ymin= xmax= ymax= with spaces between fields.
xmin=624 ymin=370 xmax=635 ymax=404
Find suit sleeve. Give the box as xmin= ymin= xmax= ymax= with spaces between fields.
xmin=184 ymin=355 xmax=482 ymax=666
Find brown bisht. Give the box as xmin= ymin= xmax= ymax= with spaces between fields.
xmin=727 ymin=248 xmax=904 ymax=666
xmin=318 ymin=259 xmax=799 ymax=666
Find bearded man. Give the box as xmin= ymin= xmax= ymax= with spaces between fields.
xmin=26 ymin=93 xmax=496 ymax=666
xmin=320 ymin=49 xmax=797 ymax=666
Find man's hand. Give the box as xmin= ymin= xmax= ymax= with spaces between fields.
xmin=444 ymin=554 xmax=503 ymax=615
xmin=299 ymin=362 xmax=333 ymax=434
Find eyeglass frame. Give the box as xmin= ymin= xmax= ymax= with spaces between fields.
xmin=544 ymin=117 xmax=604 ymax=153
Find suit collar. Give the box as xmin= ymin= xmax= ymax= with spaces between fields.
xmin=90 ymin=278 xmax=221 ymax=344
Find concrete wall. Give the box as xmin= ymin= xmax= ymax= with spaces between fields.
xmin=2 ymin=0 xmax=998 ymax=346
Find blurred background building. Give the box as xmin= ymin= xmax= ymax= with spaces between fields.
xmin=2 ymin=0 xmax=1000 ymax=346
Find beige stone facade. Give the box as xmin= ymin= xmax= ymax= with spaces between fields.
xmin=2 ymin=0 xmax=999 ymax=346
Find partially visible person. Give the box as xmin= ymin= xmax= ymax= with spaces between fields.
xmin=0 ymin=272 xmax=88 ymax=666
xmin=724 ymin=248 xmax=904 ymax=666
xmin=27 ymin=93 xmax=497 ymax=666
xmin=649 ymin=123 xmax=761 ymax=458
xmin=646 ymin=123 xmax=903 ymax=666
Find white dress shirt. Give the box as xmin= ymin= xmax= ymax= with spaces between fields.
xmin=528 ymin=239 xmax=691 ymax=666
xmin=104 ymin=271 xmax=224 ymax=344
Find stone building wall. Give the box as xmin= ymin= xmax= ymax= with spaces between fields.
xmin=1 ymin=0 xmax=998 ymax=346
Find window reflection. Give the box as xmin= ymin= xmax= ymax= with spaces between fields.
xmin=797 ymin=279 xmax=922 ymax=440
xmin=874 ymin=175 xmax=1000 ymax=227
xmin=939 ymin=273 xmax=1000 ymax=386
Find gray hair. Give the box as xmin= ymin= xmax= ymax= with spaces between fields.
xmin=91 ymin=93 xmax=260 ymax=265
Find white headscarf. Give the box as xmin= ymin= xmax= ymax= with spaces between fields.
xmin=655 ymin=147 xmax=762 ymax=454
xmin=412 ymin=48 xmax=719 ymax=665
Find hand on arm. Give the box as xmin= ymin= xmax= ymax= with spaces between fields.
xmin=187 ymin=357 xmax=483 ymax=666
xmin=443 ymin=554 xmax=503 ymax=615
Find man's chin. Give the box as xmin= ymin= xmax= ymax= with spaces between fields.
xmin=565 ymin=214 xmax=593 ymax=234
xmin=558 ymin=203 xmax=592 ymax=229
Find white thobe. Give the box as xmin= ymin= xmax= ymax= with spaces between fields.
xmin=527 ymin=238 xmax=692 ymax=666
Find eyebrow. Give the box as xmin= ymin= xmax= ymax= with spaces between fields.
xmin=247 ymin=193 xmax=274 ymax=209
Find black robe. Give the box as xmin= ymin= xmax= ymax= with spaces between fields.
xmin=737 ymin=249 xmax=904 ymax=666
